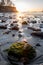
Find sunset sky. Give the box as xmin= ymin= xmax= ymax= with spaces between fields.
xmin=0 ymin=0 xmax=43 ymax=12
xmin=11 ymin=0 xmax=43 ymax=12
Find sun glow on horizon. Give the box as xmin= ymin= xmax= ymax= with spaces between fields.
xmin=15 ymin=2 xmax=28 ymax=12
xmin=11 ymin=0 xmax=43 ymax=12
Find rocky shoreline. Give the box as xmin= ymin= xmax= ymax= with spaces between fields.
xmin=0 ymin=12 xmax=43 ymax=65
xmin=0 ymin=6 xmax=18 ymax=12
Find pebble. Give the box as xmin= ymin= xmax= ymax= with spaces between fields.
xmin=12 ymin=34 xmax=15 ymax=37
xmin=18 ymin=34 xmax=22 ymax=38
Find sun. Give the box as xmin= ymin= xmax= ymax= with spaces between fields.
xmin=15 ymin=2 xmax=28 ymax=12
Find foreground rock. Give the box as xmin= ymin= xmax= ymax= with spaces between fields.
xmin=7 ymin=42 xmax=36 ymax=65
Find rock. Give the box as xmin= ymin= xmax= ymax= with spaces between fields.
xmin=7 ymin=42 xmax=36 ymax=64
xmin=40 ymin=37 xmax=43 ymax=39
xmin=33 ymin=28 xmax=41 ymax=31
xmin=22 ymin=21 xmax=28 ymax=25
xmin=0 ymin=25 xmax=7 ymax=29
xmin=12 ymin=34 xmax=15 ymax=37
xmin=3 ymin=30 xmax=11 ymax=34
xmin=36 ymin=43 xmax=41 ymax=47
xmin=18 ymin=34 xmax=22 ymax=38
xmin=27 ymin=21 xmax=29 ymax=23
xmin=31 ymin=31 xmax=43 ymax=38
xmin=1 ymin=20 xmax=6 ymax=23
xmin=28 ymin=27 xmax=33 ymax=30
xmin=10 ymin=26 xmax=19 ymax=31
xmin=10 ymin=23 xmax=14 ymax=26
xmin=41 ymin=21 xmax=43 ymax=23
xmin=18 ymin=31 xmax=22 ymax=33
xmin=28 ymin=27 xmax=41 ymax=31
xmin=31 ymin=21 xmax=37 ymax=24
xmin=13 ymin=21 xmax=17 ymax=23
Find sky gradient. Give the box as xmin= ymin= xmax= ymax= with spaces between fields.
xmin=11 ymin=0 xmax=43 ymax=11
xmin=0 ymin=0 xmax=43 ymax=11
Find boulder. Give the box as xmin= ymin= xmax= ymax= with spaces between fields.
xmin=7 ymin=42 xmax=36 ymax=64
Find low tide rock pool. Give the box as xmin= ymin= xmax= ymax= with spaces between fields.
xmin=0 ymin=12 xmax=43 ymax=65
xmin=0 ymin=24 xmax=43 ymax=65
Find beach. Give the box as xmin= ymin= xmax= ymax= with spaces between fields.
xmin=0 ymin=12 xmax=43 ymax=65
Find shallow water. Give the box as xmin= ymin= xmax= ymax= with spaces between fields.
xmin=0 ymin=13 xmax=43 ymax=65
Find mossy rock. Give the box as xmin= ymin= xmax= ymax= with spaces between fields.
xmin=8 ymin=42 xmax=36 ymax=64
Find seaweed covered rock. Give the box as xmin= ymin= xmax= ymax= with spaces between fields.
xmin=8 ymin=42 xmax=36 ymax=64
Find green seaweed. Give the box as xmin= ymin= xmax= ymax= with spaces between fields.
xmin=8 ymin=42 xmax=36 ymax=61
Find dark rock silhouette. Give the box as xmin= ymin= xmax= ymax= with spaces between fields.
xmin=0 ymin=0 xmax=18 ymax=12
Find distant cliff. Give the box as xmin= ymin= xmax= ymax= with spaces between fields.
xmin=0 ymin=6 xmax=18 ymax=12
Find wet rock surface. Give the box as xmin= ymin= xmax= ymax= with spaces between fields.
xmin=36 ymin=43 xmax=41 ymax=47
xmin=28 ymin=27 xmax=41 ymax=31
xmin=10 ymin=26 xmax=19 ymax=30
xmin=31 ymin=31 xmax=43 ymax=38
xmin=18 ymin=34 xmax=23 ymax=38
xmin=1 ymin=20 xmax=6 ymax=23
xmin=0 ymin=25 xmax=7 ymax=29
xmin=22 ymin=21 xmax=28 ymax=25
